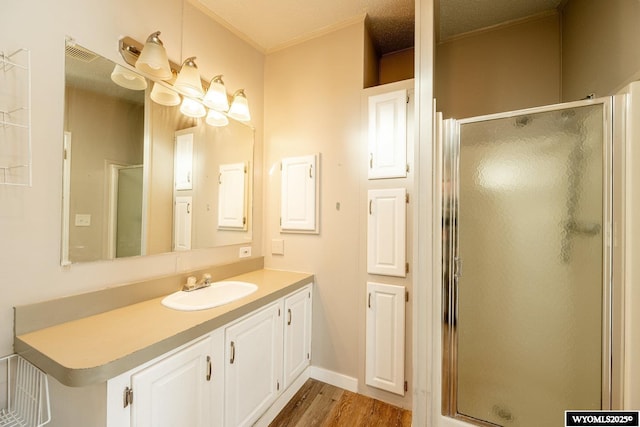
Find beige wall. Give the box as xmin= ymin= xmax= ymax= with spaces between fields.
xmin=435 ymin=13 xmax=561 ymax=119
xmin=264 ymin=20 xmax=364 ymax=385
xmin=264 ymin=21 xmax=411 ymax=408
xmin=0 ymin=0 xmax=264 ymax=360
xmin=380 ymin=48 xmax=415 ymax=85
xmin=561 ymin=0 xmax=640 ymax=101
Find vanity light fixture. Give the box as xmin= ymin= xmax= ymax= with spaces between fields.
xmin=134 ymin=31 xmax=172 ymax=80
xmin=203 ymin=75 xmax=229 ymax=112
xmin=118 ymin=34 xmax=252 ymax=124
xmin=110 ymin=64 xmax=148 ymax=90
xmin=206 ymin=109 xmax=229 ymax=127
xmin=228 ymin=89 xmax=251 ymax=122
xmin=180 ymin=97 xmax=206 ymax=118
xmin=174 ymin=57 xmax=204 ymax=97
xmin=150 ymin=81 xmax=181 ymax=106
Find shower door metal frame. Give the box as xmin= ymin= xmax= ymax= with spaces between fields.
xmin=441 ymin=97 xmax=618 ymax=426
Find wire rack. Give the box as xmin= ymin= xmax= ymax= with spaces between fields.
xmin=0 ymin=355 xmax=50 ymax=427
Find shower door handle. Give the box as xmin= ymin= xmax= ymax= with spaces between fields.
xmin=454 ymin=257 xmax=462 ymax=279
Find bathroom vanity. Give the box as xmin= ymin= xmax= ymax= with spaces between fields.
xmin=14 ymin=264 xmax=313 ymax=427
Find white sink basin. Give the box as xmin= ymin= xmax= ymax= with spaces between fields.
xmin=161 ymin=281 xmax=258 ymax=311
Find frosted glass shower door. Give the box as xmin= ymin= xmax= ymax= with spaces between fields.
xmin=452 ymin=103 xmax=608 ymax=427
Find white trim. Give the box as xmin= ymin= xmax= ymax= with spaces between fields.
xmin=253 ymin=367 xmax=311 ymax=427
xmin=308 ymin=366 xmax=358 ymax=393
xmin=61 ymin=132 xmax=72 ymax=266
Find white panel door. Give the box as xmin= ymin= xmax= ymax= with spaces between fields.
xmin=131 ymin=337 xmax=212 ymax=427
xmin=368 ymin=89 xmax=407 ymax=179
xmin=281 ymin=154 xmax=317 ymax=232
xmin=218 ymin=162 xmax=247 ymax=229
xmin=367 ymin=188 xmax=406 ymax=277
xmin=174 ymin=196 xmax=192 ymax=251
xmin=283 ymin=284 xmax=312 ymax=389
xmin=365 ymin=282 xmax=405 ymax=395
xmin=175 ymin=132 xmax=194 ymax=190
xmin=225 ymin=301 xmax=283 ymax=427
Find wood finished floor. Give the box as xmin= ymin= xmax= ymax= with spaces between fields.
xmin=269 ymin=379 xmax=412 ymax=427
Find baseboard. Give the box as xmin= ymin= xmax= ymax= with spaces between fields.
xmin=308 ymin=365 xmax=358 ymax=393
xmin=254 ymin=368 xmax=311 ymax=427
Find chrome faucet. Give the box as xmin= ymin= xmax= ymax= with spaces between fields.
xmin=182 ymin=273 xmax=212 ymax=292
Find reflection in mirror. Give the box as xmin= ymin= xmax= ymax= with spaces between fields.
xmin=62 ymin=43 xmax=253 ymax=264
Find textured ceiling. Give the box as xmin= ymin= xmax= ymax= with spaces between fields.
xmin=194 ymin=0 xmax=563 ymax=55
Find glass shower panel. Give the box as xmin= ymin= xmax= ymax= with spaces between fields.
xmin=456 ymin=104 xmax=604 ymax=426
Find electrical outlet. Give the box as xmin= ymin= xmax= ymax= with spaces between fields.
xmin=239 ymin=247 xmax=251 ymax=258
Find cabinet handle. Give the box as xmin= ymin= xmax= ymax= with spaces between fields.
xmin=368 ymin=293 xmax=371 ymax=308
xmin=218 ymin=173 xmax=222 ymax=184
xmin=187 ymin=171 xmax=191 ymax=183
xmin=206 ymin=356 xmax=212 ymax=381
xmin=287 ymin=308 xmax=292 ymax=326
xmin=309 ymin=164 xmax=313 ymax=179
xmin=369 ymin=200 xmax=372 ymax=215
xmin=187 ymin=203 xmax=191 ymax=214
xmin=230 ymin=341 xmax=235 ymax=364
xmin=369 ymin=153 xmax=373 ymax=169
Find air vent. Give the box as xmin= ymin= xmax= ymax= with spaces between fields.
xmin=65 ymin=43 xmax=98 ymax=63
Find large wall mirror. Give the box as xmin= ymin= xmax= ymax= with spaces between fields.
xmin=62 ymin=42 xmax=254 ymax=264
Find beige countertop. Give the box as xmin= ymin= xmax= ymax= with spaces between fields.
xmin=14 ymin=269 xmax=313 ymax=387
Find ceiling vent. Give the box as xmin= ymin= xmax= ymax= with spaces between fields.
xmin=65 ymin=43 xmax=99 ymax=63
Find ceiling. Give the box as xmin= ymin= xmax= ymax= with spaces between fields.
xmin=193 ymin=0 xmax=564 ymax=56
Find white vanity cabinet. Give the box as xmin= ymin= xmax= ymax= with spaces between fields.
xmin=224 ymin=301 xmax=283 ymax=427
xmin=283 ymin=286 xmax=312 ymax=389
xmin=105 ymin=283 xmax=313 ymax=427
xmin=224 ymin=283 xmax=313 ymax=427
xmin=107 ymin=329 xmax=224 ymax=427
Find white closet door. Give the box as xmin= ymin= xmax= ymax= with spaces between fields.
xmin=368 ymin=89 xmax=407 ymax=179
xmin=218 ymin=162 xmax=247 ymax=229
xmin=174 ymin=196 xmax=192 ymax=251
xmin=175 ymin=132 xmax=194 ymax=190
xmin=367 ymin=188 xmax=406 ymax=277
xmin=365 ymin=282 xmax=405 ymax=395
xmin=281 ymin=154 xmax=317 ymax=232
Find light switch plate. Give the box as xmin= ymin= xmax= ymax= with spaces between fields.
xmin=271 ymin=239 xmax=284 ymax=255
xmin=75 ymin=214 xmax=91 ymax=226
xmin=239 ymin=247 xmax=251 ymax=258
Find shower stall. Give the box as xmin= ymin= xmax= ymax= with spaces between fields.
xmin=440 ymin=97 xmax=623 ymax=427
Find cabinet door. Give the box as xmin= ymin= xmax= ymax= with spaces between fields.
xmin=368 ymin=89 xmax=407 ymax=179
xmin=283 ymin=285 xmax=312 ymax=389
xmin=173 ymin=196 xmax=192 ymax=251
xmin=225 ymin=302 xmax=283 ymax=427
xmin=218 ymin=162 xmax=247 ymax=229
xmin=174 ymin=132 xmax=194 ymax=190
xmin=367 ymin=188 xmax=406 ymax=277
xmin=281 ymin=154 xmax=318 ymax=232
xmin=365 ymin=282 xmax=405 ymax=395
xmin=131 ymin=337 xmax=212 ymax=427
